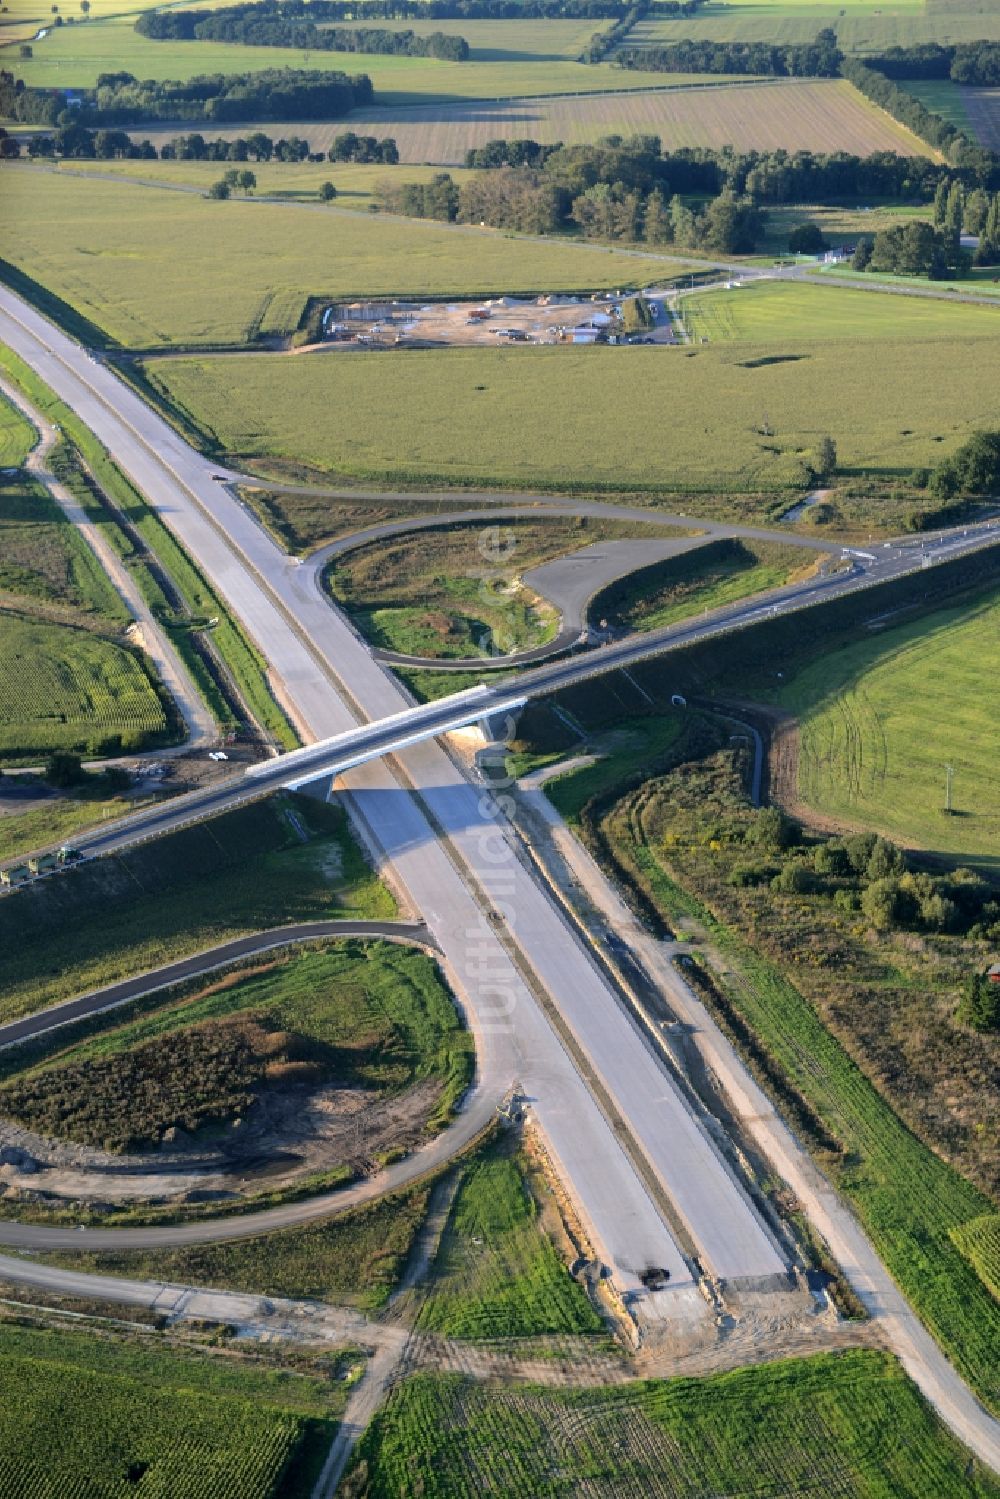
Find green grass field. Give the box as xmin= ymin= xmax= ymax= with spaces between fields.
xmin=682 ymin=281 xmax=1000 ymax=343
xmin=0 ymin=388 xmax=35 ymax=465
xmin=628 ymin=0 xmax=1000 ymax=50
xmin=0 ymin=796 xmax=395 ymax=1023
xmin=416 ymin=1143 xmax=602 ymax=1339
xmin=352 ymin=1351 xmax=1000 ymax=1497
xmin=0 ymin=941 xmax=469 ymax=1150
xmin=9 ymin=13 xmax=689 ymax=97
xmin=0 ymin=611 xmax=168 ymax=761
xmin=775 ymin=586 xmax=1000 ymax=866
xmin=328 ymin=517 xmax=685 ymax=659
xmin=0 ymin=169 xmax=683 ymax=347
xmin=0 ymin=470 xmax=126 ymax=621
xmin=530 ymin=713 xmax=686 ymax=823
xmin=144 ymin=336 xmax=1000 ymax=494
xmin=757 ymin=201 xmax=927 ymax=256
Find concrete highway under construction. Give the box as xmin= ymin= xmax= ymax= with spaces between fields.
xmin=1 ymin=284 xmax=999 ymax=1475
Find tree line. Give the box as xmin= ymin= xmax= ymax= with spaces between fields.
xmin=137 ymin=6 xmax=469 ymax=60
xmin=5 ymin=123 xmax=399 ymax=162
xmin=867 ymin=40 xmax=1000 ymax=87
xmin=0 ymin=67 xmax=372 ymax=128
xmin=619 ymin=28 xmax=843 ymax=78
xmin=841 ymin=58 xmax=1000 ymax=187
xmin=461 ymin=134 xmax=977 ymax=204
xmin=376 ymin=157 xmax=766 ymax=253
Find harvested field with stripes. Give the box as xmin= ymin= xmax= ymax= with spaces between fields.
xmin=147 ymin=79 xmax=932 ymax=164
xmin=962 ymin=86 xmax=1000 ymax=150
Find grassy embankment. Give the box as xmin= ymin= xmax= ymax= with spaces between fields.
xmin=0 ymin=941 xmax=471 ymax=1152
xmin=143 ymin=336 xmax=1000 ymax=499
xmin=327 ymin=517 xmax=688 ymax=659
xmin=0 ymin=346 xmax=296 ymax=750
xmin=0 ymin=795 xmax=394 ymax=1025
xmin=0 ymin=1311 xmax=344 ymax=1499
xmin=588 ymin=536 xmax=815 ymax=632
xmin=350 ymin=1350 xmax=1000 ymax=1498
xmin=415 ymin=1140 xmax=603 ymax=1339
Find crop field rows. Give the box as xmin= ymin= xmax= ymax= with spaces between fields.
xmin=628 ymin=0 xmax=1000 ymax=50
xmin=354 ymin=1352 xmax=1000 ymax=1497
xmin=205 ymin=78 xmax=932 ymax=163
xmin=962 ymin=85 xmax=1000 ymax=150
xmin=0 ymin=613 xmax=166 ymax=760
xmin=784 ymin=589 xmax=1000 ymax=865
xmin=681 ymin=282 xmax=1000 ymax=343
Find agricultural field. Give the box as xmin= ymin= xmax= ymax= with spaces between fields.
xmin=0 ymin=169 xmax=682 ymax=347
xmin=627 ymin=0 xmax=1000 ymax=50
xmin=288 ymin=77 xmax=931 ymax=163
xmin=7 ymin=13 xmax=694 ymax=96
xmin=0 ymin=941 xmax=469 ymax=1152
xmin=962 ymin=84 xmax=1000 ymax=150
xmin=589 ymin=537 xmax=818 ymax=634
xmin=775 ymin=584 xmax=1000 ymax=866
xmin=0 ymin=1345 xmax=315 ymax=1498
xmin=951 ymin=1213 xmax=1000 ymax=1301
xmin=0 ymin=611 xmax=168 ymax=761
xmin=755 ymin=200 xmax=927 ymax=256
xmin=416 ymin=1143 xmax=602 ymax=1339
xmin=144 ymin=336 xmax=1000 ymax=495
xmin=681 ymin=280 xmax=1000 ymax=343
xmin=0 ymin=389 xmax=34 ymax=466
xmin=352 ymin=1351 xmax=1000 ymax=1498
xmin=327 ymin=516 xmax=686 ymax=659
xmin=0 ymin=796 xmax=395 ymax=1023
xmin=0 ymin=471 xmax=125 ymax=621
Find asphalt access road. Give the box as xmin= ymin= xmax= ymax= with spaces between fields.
xmin=0 ymin=920 xmax=433 ymax=1052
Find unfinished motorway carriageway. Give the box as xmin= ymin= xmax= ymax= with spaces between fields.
xmin=3 ymin=281 xmax=1000 ymax=1404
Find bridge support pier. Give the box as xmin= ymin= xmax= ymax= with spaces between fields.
xmin=477 ymin=706 xmax=523 ymax=744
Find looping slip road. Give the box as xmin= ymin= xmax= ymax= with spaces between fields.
xmin=0 ymin=919 xmax=510 ymax=1253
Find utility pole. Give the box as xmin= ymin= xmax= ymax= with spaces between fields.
xmin=944 ymin=763 xmax=954 ymax=814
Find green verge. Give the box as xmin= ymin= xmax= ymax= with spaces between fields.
xmin=0 ymin=1313 xmax=339 ymax=1499
xmin=0 ymin=469 xmax=126 ymax=624
xmin=349 ymin=1351 xmax=1000 ymax=1498
xmin=416 ymin=1139 xmax=603 ymax=1340
xmin=52 ymin=1180 xmax=434 ymax=1313
xmin=0 ymin=795 xmax=395 ymax=1024
xmin=576 ymin=752 xmax=1000 ymax=1411
xmin=588 ymin=537 xmax=815 ymax=634
xmin=0 ymin=346 xmax=296 ymax=749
